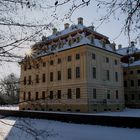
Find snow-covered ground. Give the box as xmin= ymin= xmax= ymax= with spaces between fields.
xmin=0 ymin=106 xmax=140 ymax=117
xmin=0 ymin=117 xmax=140 ymax=140
xmin=0 ymin=105 xmax=19 ymax=110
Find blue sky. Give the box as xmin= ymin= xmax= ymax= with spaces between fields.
xmin=0 ymin=0 xmax=139 ymax=78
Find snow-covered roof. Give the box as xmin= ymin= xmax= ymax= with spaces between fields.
xmin=122 ymin=60 xmax=140 ymax=67
xmin=117 ymin=47 xmax=140 ymax=56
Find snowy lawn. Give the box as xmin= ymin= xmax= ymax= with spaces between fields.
xmin=0 ymin=117 xmax=140 ymax=140
xmin=0 ymin=106 xmax=140 ymax=117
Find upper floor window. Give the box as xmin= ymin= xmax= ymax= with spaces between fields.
xmin=130 ymin=71 xmax=133 ymax=74
xmin=58 ymin=71 xmax=61 ymax=80
xmin=24 ymin=65 xmax=27 ymax=71
xmin=107 ymin=90 xmax=110 ymax=99
xmin=138 ymin=79 xmax=140 ymax=86
xmin=106 ymin=70 xmax=110 ymax=81
xmin=92 ymin=67 xmax=96 ymax=79
xmin=76 ymin=53 xmax=80 ymax=60
xmin=76 ymin=88 xmax=80 ymax=99
xmin=76 ymin=67 xmax=80 ymax=78
xmin=123 ymin=72 xmax=127 ymax=76
xmin=50 ymin=60 xmax=54 ymax=65
xmin=115 ymin=72 xmax=118 ymax=82
xmin=114 ymin=59 xmax=118 ymax=65
xmin=58 ymin=58 xmax=61 ymax=64
xmin=36 ymin=64 xmax=39 ymax=69
xmin=68 ymin=56 xmax=72 ymax=62
xmin=50 ymin=72 xmax=53 ymax=82
xmin=92 ymin=53 xmax=96 ymax=59
xmin=28 ymin=76 xmax=32 ymax=85
xmin=43 ymin=62 xmax=46 ymax=67
xmin=68 ymin=68 xmax=72 ymax=79
xmin=42 ymin=74 xmax=46 ymax=83
xmin=106 ymin=57 xmax=109 ymax=63
xmin=124 ymin=80 xmax=127 ymax=87
xmin=67 ymin=89 xmax=72 ymax=99
xmin=137 ymin=70 xmax=140 ymax=74
xmin=36 ymin=75 xmax=39 ymax=83
xmin=24 ymin=77 xmax=26 ymax=85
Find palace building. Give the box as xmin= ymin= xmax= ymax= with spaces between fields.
xmin=19 ymin=17 xmax=124 ymax=112
xmin=117 ymin=42 xmax=140 ymax=108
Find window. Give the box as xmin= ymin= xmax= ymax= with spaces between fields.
xmin=139 ymin=94 xmax=140 ymax=100
xmin=76 ymin=53 xmax=80 ymax=60
xmin=106 ymin=57 xmax=109 ymax=63
xmin=68 ymin=56 xmax=72 ymax=62
xmin=28 ymin=65 xmax=31 ymax=69
xmin=57 ymin=90 xmax=61 ymax=99
xmin=36 ymin=75 xmax=39 ymax=83
xmin=116 ymin=90 xmax=119 ymax=99
xmin=50 ymin=72 xmax=53 ymax=81
xmin=124 ymin=81 xmax=127 ymax=87
xmin=28 ymin=76 xmax=31 ymax=85
xmin=36 ymin=64 xmax=39 ymax=69
xmin=92 ymin=67 xmax=96 ymax=79
xmin=58 ymin=58 xmax=61 ymax=64
xmin=50 ymin=60 xmax=54 ymax=65
xmin=67 ymin=89 xmax=72 ymax=99
xmin=58 ymin=71 xmax=61 ymax=80
xmin=131 ymin=94 xmax=135 ymax=100
xmin=24 ymin=77 xmax=26 ymax=85
xmin=130 ymin=71 xmax=133 ymax=74
xmin=138 ymin=79 xmax=140 ymax=86
xmin=125 ymin=94 xmax=128 ymax=100
xmin=115 ymin=59 xmax=117 ymax=65
xmin=28 ymin=92 xmax=31 ymax=100
xmin=76 ymin=67 xmax=80 ymax=78
xmin=92 ymin=53 xmax=96 ymax=59
xmin=76 ymin=88 xmax=80 ymax=99
xmin=107 ymin=90 xmax=110 ymax=99
xmin=35 ymin=92 xmax=39 ymax=100
xmin=43 ymin=62 xmax=46 ymax=67
xmin=106 ymin=70 xmax=110 ymax=80
xmin=137 ymin=70 xmax=140 ymax=74
xmin=93 ymin=88 xmax=96 ymax=99
xmin=24 ymin=65 xmax=27 ymax=71
xmin=115 ymin=72 xmax=118 ymax=82
xmin=23 ymin=92 xmax=26 ymax=100
xmin=42 ymin=74 xmax=46 ymax=83
xmin=42 ymin=91 xmax=45 ymax=99
xmin=50 ymin=91 xmax=53 ymax=99
xmin=131 ymin=80 xmax=134 ymax=87
xmin=68 ymin=68 xmax=72 ymax=79
xmin=123 ymin=72 xmax=127 ymax=76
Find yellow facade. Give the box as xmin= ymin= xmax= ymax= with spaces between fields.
xmin=19 ymin=18 xmax=124 ymax=112
xmin=19 ymin=45 xmax=124 ymax=112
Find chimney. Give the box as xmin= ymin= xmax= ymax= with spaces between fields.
xmin=64 ymin=23 xmax=70 ymax=29
xmin=131 ymin=41 xmax=135 ymax=47
xmin=118 ymin=44 xmax=122 ymax=49
xmin=52 ymin=27 xmax=57 ymax=35
xmin=111 ymin=42 xmax=116 ymax=51
xmin=78 ymin=17 xmax=83 ymax=25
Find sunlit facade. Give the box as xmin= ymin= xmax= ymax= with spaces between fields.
xmin=19 ymin=18 xmax=124 ymax=112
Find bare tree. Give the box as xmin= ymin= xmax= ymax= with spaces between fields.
xmin=0 ymin=73 xmax=19 ymax=104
